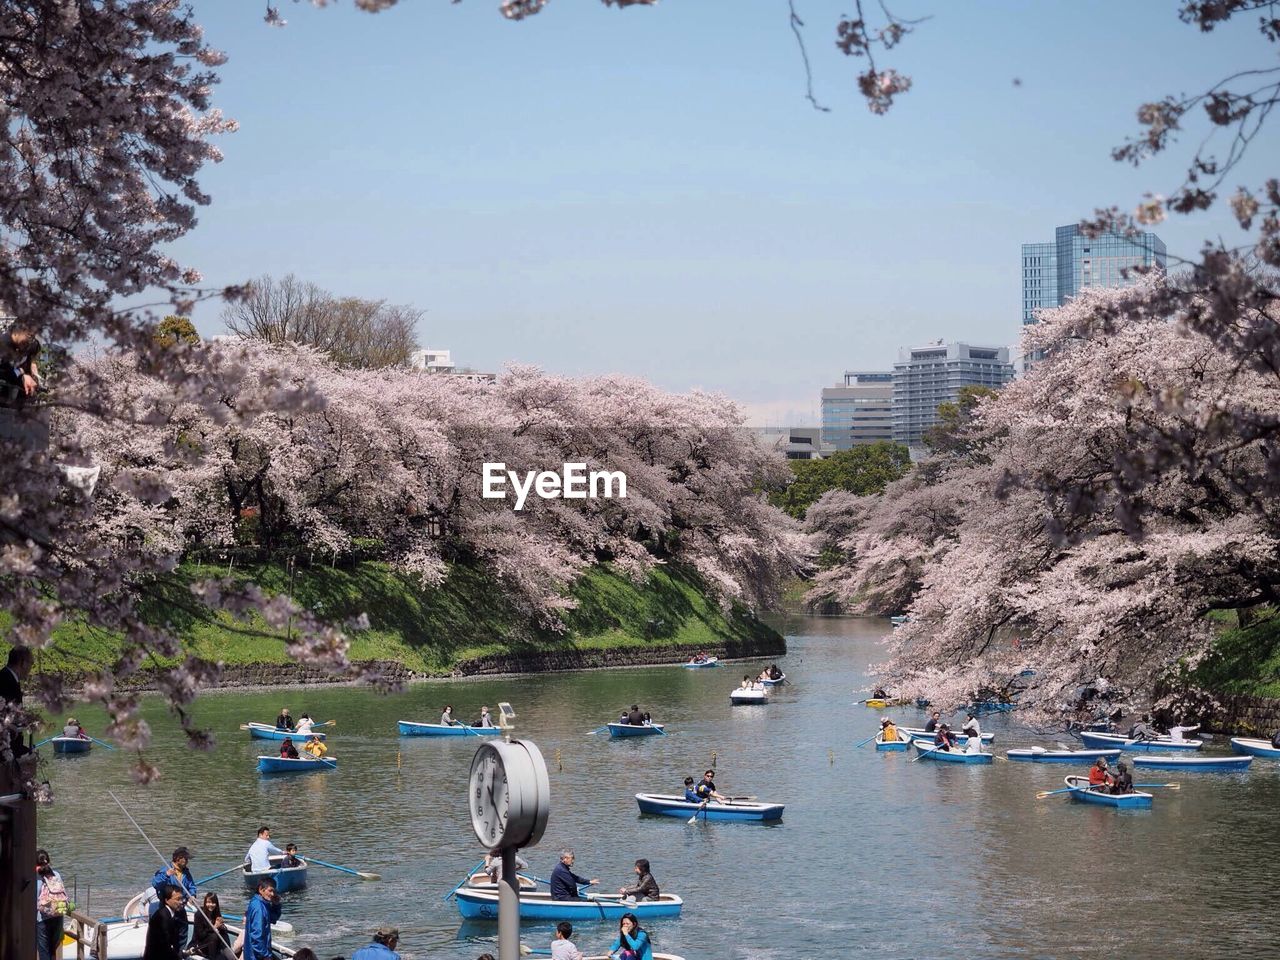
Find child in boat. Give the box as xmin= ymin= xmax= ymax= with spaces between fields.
xmin=280 ymin=844 xmax=303 ymax=868
xmin=683 ymin=776 xmax=700 ymax=802
xmin=1110 ymin=762 xmax=1134 ymax=795
xmin=550 ymin=921 xmax=583 ymax=960
xmin=879 ymin=718 xmax=899 ymax=742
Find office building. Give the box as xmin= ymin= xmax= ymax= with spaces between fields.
xmin=1022 ymin=223 xmax=1166 ymax=327
xmin=820 ymin=372 xmax=894 ymax=451
xmin=408 ymin=348 xmax=455 ymax=373
xmin=892 ymin=342 xmax=1014 ymax=449
xmin=754 ymin=426 xmax=830 ymax=460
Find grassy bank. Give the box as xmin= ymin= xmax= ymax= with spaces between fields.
xmin=6 ymin=560 xmax=781 ymax=678
xmin=1190 ymin=609 xmax=1280 ymax=698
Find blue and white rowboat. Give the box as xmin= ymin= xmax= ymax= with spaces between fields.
xmin=51 ymin=736 xmax=92 ymax=754
xmin=607 ymin=722 xmax=665 ymax=738
xmin=682 ymin=658 xmax=720 ymax=669
xmin=875 ymin=736 xmax=911 ymax=752
xmin=1230 ymin=737 xmax=1280 ymax=760
xmin=243 ymin=856 xmax=308 ymax=892
xmin=246 ymin=722 xmax=327 ymax=742
xmin=1006 ymin=748 xmax=1123 ymax=764
xmin=1078 ymin=731 xmax=1202 ymax=752
xmin=256 ymin=755 xmax=336 ymax=774
xmin=760 ymin=673 xmax=787 ymax=687
xmin=635 ymin=793 xmax=784 ymax=821
xmin=397 ymin=720 xmax=501 ymax=737
xmin=1133 ymin=754 xmax=1252 ymax=772
xmin=899 ymin=726 xmax=995 ymax=744
xmin=455 ymin=888 xmax=683 ymax=921
xmin=1063 ymin=775 xmax=1152 ymax=809
xmin=911 ymin=741 xmax=993 ymax=764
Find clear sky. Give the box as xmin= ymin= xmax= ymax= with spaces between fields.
xmin=175 ymin=1 xmax=1277 ymax=425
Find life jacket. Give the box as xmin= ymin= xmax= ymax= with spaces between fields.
xmin=881 ymin=724 xmax=899 ymax=742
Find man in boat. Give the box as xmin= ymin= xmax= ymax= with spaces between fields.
xmin=351 ymin=926 xmax=401 ymax=960
xmin=143 ymin=882 xmax=188 ymax=960
xmin=872 ymin=686 xmax=889 ymax=700
xmin=626 ymin=704 xmax=645 ymax=725
xmin=242 ymin=877 xmax=282 ymax=960
xmin=245 ymin=826 xmax=285 ymax=873
xmin=619 ymin=858 xmax=661 ymax=901
xmin=280 ymin=843 xmax=303 ymax=868
xmin=476 ymin=705 xmax=494 ymax=728
xmin=768 ymin=663 xmax=783 ymax=680
xmin=695 ymin=769 xmax=729 ymax=803
xmin=61 ymin=716 xmax=89 ymax=740
xmin=933 ymin=724 xmax=957 ymax=752
xmin=279 ymin=736 xmax=300 ymax=759
xmin=1087 ymin=757 xmax=1114 ymax=789
xmin=303 ymin=735 xmax=327 ymax=759
xmin=690 ymin=651 xmax=707 ymax=664
xmin=441 ymin=704 xmax=458 ymax=726
xmin=1110 ymin=762 xmax=1134 ymax=795
xmin=1167 ymin=721 xmax=1200 ymax=742
xmin=879 ymin=718 xmax=900 ymax=742
xmin=275 ymin=707 xmax=294 ymax=730
xmin=483 ymin=847 xmax=529 ymax=883
xmin=151 ymin=846 xmax=198 ymax=902
xmin=924 ymin=710 xmax=942 ymax=733
xmin=550 ymin=850 xmax=599 ymax=900
xmin=1272 ymin=728 xmax=1280 ymax=750
xmin=1126 ymin=714 xmax=1157 ymax=741
xmin=682 ymin=776 xmax=700 ymax=802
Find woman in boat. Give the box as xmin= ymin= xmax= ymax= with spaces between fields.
xmin=483 ymin=848 xmax=529 ymax=883
xmin=757 ymin=667 xmax=771 ymax=683
xmin=618 ymin=858 xmax=660 ymax=901
xmin=62 ymin=716 xmax=89 ymax=739
xmin=192 ymin=892 xmax=235 ymax=960
xmin=441 ymin=705 xmax=457 ymax=726
xmin=609 ymin=912 xmax=654 ymax=960
xmin=933 ymin=724 xmax=957 ymax=752
xmin=1087 ymin=757 xmax=1113 ymax=789
xmin=878 ymin=718 xmax=899 ymax=742
xmin=476 ymin=706 xmax=494 ymax=728
xmin=303 ymin=735 xmax=327 ymax=759
xmin=295 ymin=713 xmax=315 ymax=737
xmin=961 ymin=712 xmax=981 ymax=739
xmin=279 ymin=737 xmax=300 ymax=760
xmin=1110 ymin=762 xmax=1134 ymax=795
xmin=964 ymin=731 xmax=984 ymax=755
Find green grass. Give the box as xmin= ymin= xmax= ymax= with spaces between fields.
xmin=1190 ymin=609 xmax=1280 ymax=698
xmin=3 ymin=559 xmax=780 ymax=678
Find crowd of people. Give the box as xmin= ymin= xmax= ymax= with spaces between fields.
xmin=619 ymin=705 xmax=653 ymax=726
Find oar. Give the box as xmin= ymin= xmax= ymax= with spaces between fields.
xmin=313 ymin=720 xmax=336 ymax=729
xmin=687 ymin=800 xmax=709 ymax=824
xmin=196 ymin=863 xmax=248 ymax=885
xmin=312 ymin=755 xmax=337 ymax=769
xmin=854 ymin=733 xmax=879 ymax=749
xmin=32 ymin=736 xmax=55 ymax=748
xmin=305 ymin=856 xmax=380 ymax=881
xmin=443 ymin=859 xmax=487 ymax=900
xmin=726 ymin=795 xmax=757 ymax=801
xmin=651 ymin=725 xmax=668 ymax=736
xmin=518 ymin=873 xmax=592 ymax=893
xmin=1135 ymin=782 xmax=1181 ymax=790
xmin=910 ymin=743 xmax=942 ymax=763
xmin=87 ymin=735 xmax=118 ymax=750
xmin=1035 ymin=786 xmax=1079 ymax=799
xmin=586 ymin=725 xmax=610 ymax=736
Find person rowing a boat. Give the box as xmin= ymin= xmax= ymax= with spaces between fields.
xmin=1272 ymin=728 xmax=1280 ymax=750
xmin=550 ymin=850 xmax=598 ymax=900
xmin=690 ymin=651 xmax=708 ymax=664
xmin=1126 ymin=714 xmax=1157 ymax=741
xmin=1110 ymin=762 xmax=1134 ymax=795
xmin=150 ymin=846 xmax=197 ymax=902
xmin=483 ymin=847 xmax=529 ymax=883
xmin=878 ymin=718 xmax=900 ymax=742
xmin=295 ymin=713 xmax=315 ymax=737
xmin=924 ymin=711 xmax=942 ymax=733
xmin=695 ymin=769 xmax=729 ymax=803
xmin=441 ymin=705 xmax=458 ymax=726
xmin=933 ymin=724 xmax=957 ymax=752
xmin=61 ymin=717 xmax=89 ymax=740
xmin=1168 ymin=721 xmax=1200 ymax=743
xmin=303 ymin=735 xmax=327 ymax=759
xmin=279 ymin=737 xmax=300 ymax=759
xmin=275 ymin=707 xmax=294 ymax=731
xmin=626 ymin=704 xmax=645 ymax=726
xmin=1087 ymin=757 xmax=1114 ymax=789
xmin=768 ymin=663 xmax=783 ymax=680
xmin=245 ymin=826 xmax=285 ymax=873
xmin=618 ymin=858 xmax=660 ymax=901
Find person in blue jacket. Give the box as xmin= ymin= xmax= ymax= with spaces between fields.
xmin=682 ymin=776 xmax=699 ymax=803
xmin=351 ymin=926 xmax=401 ymax=960
xmin=609 ymin=912 xmax=654 ymax=960
xmin=243 ymin=877 xmax=282 ymax=960
xmin=549 ymin=850 xmax=598 ymax=900
xmin=151 ymin=846 xmax=198 ymax=901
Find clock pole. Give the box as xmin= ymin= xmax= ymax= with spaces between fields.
xmin=498 ymin=846 xmax=519 ymax=960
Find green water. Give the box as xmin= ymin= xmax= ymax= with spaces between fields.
xmin=34 ymin=615 xmax=1280 ymax=959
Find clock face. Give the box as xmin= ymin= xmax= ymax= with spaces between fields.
xmin=468 ymin=738 xmax=549 ymax=851
xmin=470 ymin=745 xmax=511 ymax=847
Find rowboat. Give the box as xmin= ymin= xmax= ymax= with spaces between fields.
xmin=1063 ymin=775 xmax=1152 ymax=809
xmin=682 ymin=658 xmax=720 ymax=668
xmin=397 ymin=720 xmax=501 ymax=737
xmin=910 ymin=741 xmax=993 ymax=764
xmin=1078 ymin=731 xmax=1202 ymax=751
xmin=96 ymin=889 xmax=295 ymax=958
xmin=465 ymin=872 xmax=538 ymax=890
xmin=246 ymin=721 xmax=327 ymax=742
xmin=51 ymin=736 xmax=92 ymax=755
xmin=1006 ymin=748 xmax=1123 ymax=763
xmin=875 ymin=736 xmax=910 ymax=751
xmin=635 ymin=793 xmax=784 ymax=821
xmin=244 ymin=855 xmax=308 ymax=892
xmin=900 ymin=726 xmax=995 ymax=744
xmin=607 ymin=722 xmax=665 ymax=738
xmin=730 ymin=687 xmax=768 ymax=705
xmin=257 ymin=755 xmax=337 ymax=773
xmin=1132 ymin=754 xmax=1252 ymax=772
xmin=889 ymin=615 xmax=911 ymax=624
xmin=1230 ymin=737 xmax=1280 ymax=760
xmin=760 ymin=673 xmax=787 ymax=687
xmin=454 ymin=888 xmax=683 ymax=921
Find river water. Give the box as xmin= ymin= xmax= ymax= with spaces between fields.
xmin=35 ymin=615 xmax=1280 ymax=959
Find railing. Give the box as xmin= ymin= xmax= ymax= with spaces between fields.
xmin=62 ymin=910 xmax=109 ymax=960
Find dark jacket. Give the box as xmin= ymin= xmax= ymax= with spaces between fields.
xmin=1111 ymin=771 xmax=1134 ymax=795
xmin=621 ymin=871 xmax=660 ymax=900
xmin=142 ymin=904 xmax=186 ymax=960
xmin=627 ymin=708 xmax=644 ymax=725
xmin=923 ymin=718 xmax=938 ymax=732
xmin=275 ymin=713 xmax=294 ymax=730
xmin=1272 ymin=730 xmax=1280 ymax=750
xmin=550 ymin=862 xmax=590 ymax=900
xmin=192 ymin=910 xmax=233 ymax=960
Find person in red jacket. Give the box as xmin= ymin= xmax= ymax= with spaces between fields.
xmin=1087 ymin=757 xmax=1113 ymax=789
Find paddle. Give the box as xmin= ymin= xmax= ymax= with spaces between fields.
xmin=586 ymin=725 xmax=610 ymax=736
xmin=312 ymin=755 xmax=337 ymax=769
xmin=1035 ymin=786 xmax=1079 ymax=799
xmin=517 ymin=873 xmax=592 ymax=893
xmin=1134 ymin=782 xmax=1181 ymax=790
xmin=910 ymin=742 xmax=943 ymax=763
xmin=854 ymin=733 xmax=880 ymax=749
xmin=726 ymin=795 xmax=757 ymax=801
xmin=32 ymin=736 xmax=54 ymax=748
xmin=687 ymin=800 xmax=709 ymax=824
xmin=87 ymin=735 xmax=118 ymax=750
xmin=651 ymin=725 xmax=668 ymax=736
xmin=306 ymin=856 xmax=380 ymax=881
xmin=443 ymin=859 xmax=487 ymax=901
xmin=196 ymin=863 xmax=248 ymax=885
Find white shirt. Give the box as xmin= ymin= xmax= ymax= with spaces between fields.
xmin=965 ymin=737 xmax=984 ymax=755
xmin=962 ymin=718 xmax=981 ymax=738
xmin=295 ymin=719 xmax=314 ymax=736
xmin=1168 ymin=725 xmax=1198 ymax=742
xmin=246 ymin=837 xmax=283 ymax=872
xmin=550 ymin=940 xmax=583 ymax=960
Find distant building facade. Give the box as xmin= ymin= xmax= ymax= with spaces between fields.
xmin=408 ymin=348 xmax=455 ymax=373
xmin=892 ymin=342 xmax=1014 ymax=449
xmin=755 ymin=426 xmax=830 ymax=460
xmin=1021 ymin=223 xmax=1166 ymax=327
xmin=820 ymin=372 xmax=894 ymax=451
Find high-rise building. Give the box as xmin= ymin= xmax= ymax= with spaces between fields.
xmin=1022 ymin=223 xmax=1166 ymax=326
xmin=820 ymin=372 xmax=894 ymax=451
xmin=892 ymin=342 xmax=1014 ymax=449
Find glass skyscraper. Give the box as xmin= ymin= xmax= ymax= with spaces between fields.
xmin=1021 ymin=223 xmax=1166 ymax=326
xmin=820 ymin=371 xmax=894 ymax=451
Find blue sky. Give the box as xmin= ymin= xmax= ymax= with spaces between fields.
xmin=176 ymin=1 xmax=1277 ymax=424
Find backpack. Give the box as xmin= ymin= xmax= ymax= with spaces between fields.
xmin=38 ymin=873 xmax=70 ymax=917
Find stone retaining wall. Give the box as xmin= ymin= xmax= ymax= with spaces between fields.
xmin=1204 ymin=693 xmax=1280 ymax=737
